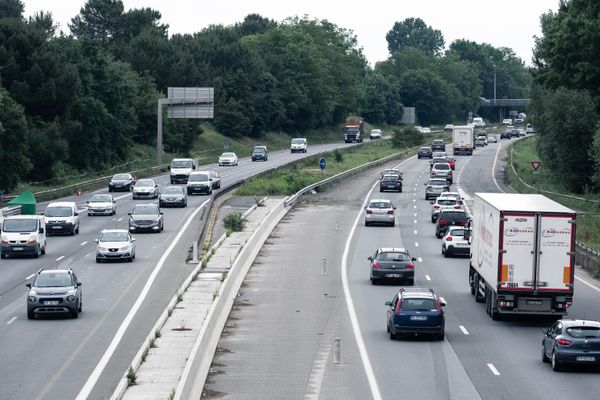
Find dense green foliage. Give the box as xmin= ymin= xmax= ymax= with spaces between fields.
xmin=0 ymin=0 xmax=532 ymax=192
xmin=531 ymin=0 xmax=600 ymax=193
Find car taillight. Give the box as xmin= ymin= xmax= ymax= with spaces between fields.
xmin=432 ymin=171 xmax=437 ymax=176
xmin=439 ymin=220 xmax=448 ymax=225
xmin=433 ymin=205 xmax=440 ymax=209
xmin=435 ymin=298 xmax=442 ymax=311
xmin=373 ymin=260 xmax=380 ymax=269
xmin=366 ymin=210 xmax=373 ymax=214
xmin=446 ymin=236 xmax=453 ymax=241
xmin=395 ymin=300 xmax=402 ymax=315
xmin=454 ymin=205 xmax=461 ymax=209
xmin=387 ymin=210 xmax=394 ymax=215
xmin=406 ymin=262 xmax=414 ymax=269
xmin=557 ymin=338 xmax=572 ymax=346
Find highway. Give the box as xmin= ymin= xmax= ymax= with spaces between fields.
xmin=205 ymin=137 xmax=600 ymax=400
xmin=0 ymin=142 xmax=353 ymax=400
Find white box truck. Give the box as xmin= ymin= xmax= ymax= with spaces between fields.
xmin=452 ymin=125 xmax=474 ymax=155
xmin=468 ymin=193 xmax=576 ymax=319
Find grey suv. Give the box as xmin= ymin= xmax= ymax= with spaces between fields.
xmin=26 ymin=268 xmax=82 ymax=319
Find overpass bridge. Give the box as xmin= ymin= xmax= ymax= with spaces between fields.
xmin=479 ymin=97 xmax=530 ymax=122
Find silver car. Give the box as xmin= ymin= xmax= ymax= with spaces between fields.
xmin=218 ymin=152 xmax=238 ymax=166
xmin=132 ymin=179 xmax=159 ymax=199
xmin=95 ymin=229 xmax=136 ymax=263
xmin=87 ymin=194 xmax=116 ymax=216
xmin=441 ymin=226 xmax=471 ymax=258
xmin=488 ymin=135 xmax=498 ymax=143
xmin=365 ymin=199 xmax=396 ymax=227
xmin=430 ymin=197 xmax=462 ymax=223
xmin=159 ymin=186 xmax=187 ymax=208
xmin=26 ymin=268 xmax=82 ymax=319
xmin=430 ymin=163 xmax=453 ymax=183
xmin=425 ymin=178 xmax=450 ymax=200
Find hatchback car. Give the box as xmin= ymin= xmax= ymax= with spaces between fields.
xmin=488 ymin=135 xmax=498 ymax=143
xmin=368 ymin=248 xmax=416 ymax=285
xmin=386 ymin=288 xmax=445 ymax=340
xmin=370 ymin=129 xmax=382 ymax=139
xmin=474 ymin=137 xmax=485 ymax=147
xmin=430 ymin=163 xmax=453 ymax=183
xmin=417 ymin=147 xmax=433 ymax=159
xmin=380 ymin=174 xmax=403 ymax=192
xmin=500 ymin=130 xmax=512 ymax=140
xmin=159 ymin=186 xmax=187 ymax=208
xmin=430 ymin=197 xmax=462 ymax=222
xmin=476 ymin=135 xmax=488 ymax=145
xmin=435 ymin=209 xmax=469 ymax=238
xmin=542 ymin=319 xmax=600 ymax=371
xmin=441 ymin=226 xmax=471 ymax=257
xmin=431 ymin=139 xmax=445 ymax=151
xmin=365 ymin=199 xmax=396 ymax=227
xmin=251 ymin=146 xmax=268 ymax=161
xmin=87 ymin=194 xmax=116 ymax=216
xmin=95 ymin=229 xmax=136 ymax=263
xmin=187 ymin=171 xmax=215 ymax=195
xmin=128 ymin=204 xmax=163 ymax=233
xmin=132 ymin=179 xmax=159 ymax=200
xmin=421 ymin=127 xmax=431 ymax=134
xmin=425 ymin=178 xmax=450 ymax=200
xmin=26 ymin=268 xmax=82 ymax=319
xmin=380 ymin=168 xmax=402 ymax=179
xmin=108 ymin=173 xmax=135 ymax=192
xmin=219 ymin=152 xmax=238 ymax=166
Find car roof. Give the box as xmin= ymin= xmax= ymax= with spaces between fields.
xmin=398 ymin=287 xmax=436 ymax=298
xmin=369 ymin=198 xmax=392 ymax=203
xmin=378 ymin=247 xmax=408 ymax=253
xmin=559 ymin=319 xmax=600 ymax=328
xmin=47 ymin=201 xmax=76 ymax=207
xmin=100 ymin=229 xmax=129 ymax=234
xmin=39 ymin=268 xmax=72 ymax=275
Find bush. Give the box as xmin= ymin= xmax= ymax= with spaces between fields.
xmin=223 ymin=212 xmax=246 ymax=232
xmin=391 ymin=126 xmax=424 ymax=148
xmin=334 ymin=149 xmax=343 ymax=162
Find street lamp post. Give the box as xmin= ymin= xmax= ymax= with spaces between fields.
xmin=493 ymin=63 xmax=497 ymax=102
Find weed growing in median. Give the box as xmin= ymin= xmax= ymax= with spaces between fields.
xmin=127 ymin=366 xmax=136 ymax=386
xmin=223 ymin=212 xmax=246 ymax=232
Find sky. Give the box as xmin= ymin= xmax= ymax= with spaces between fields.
xmin=22 ymin=0 xmax=559 ymax=66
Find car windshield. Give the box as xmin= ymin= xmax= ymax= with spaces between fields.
xmin=441 ymin=211 xmax=467 ymax=220
xmin=434 ymin=164 xmax=450 ymax=170
xmin=113 ymin=174 xmax=129 ymax=180
xmin=368 ymin=201 xmax=392 ymax=209
xmin=171 ymin=160 xmax=192 ymax=168
xmin=383 ymin=170 xmax=399 ymax=175
xmin=2 ymin=218 xmax=37 ymax=232
xmin=401 ymin=298 xmax=436 ymax=311
xmin=221 ymin=153 xmax=235 ymax=158
xmin=34 ymin=273 xmax=72 ymax=288
xmin=291 ymin=139 xmax=305 ymax=144
xmin=382 ymin=176 xmax=398 ymax=182
xmin=162 ymin=187 xmax=182 ymax=194
xmin=100 ymin=231 xmax=129 ymax=242
xmin=136 ymin=180 xmax=154 ymax=187
xmin=189 ymin=173 xmax=209 ymax=182
xmin=253 ymin=148 xmax=266 ymax=154
xmin=132 ymin=206 xmax=158 ymax=215
xmin=90 ymin=195 xmax=112 ymax=202
xmin=566 ymin=327 xmax=600 ymax=338
xmin=379 ymin=252 xmax=410 ymax=262
xmin=45 ymin=207 xmax=72 ymax=217
xmin=437 ymin=199 xmax=457 ymax=206
xmin=429 ymin=179 xmax=448 ymax=186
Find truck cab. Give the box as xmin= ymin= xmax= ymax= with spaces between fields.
xmin=0 ymin=215 xmax=46 ymax=259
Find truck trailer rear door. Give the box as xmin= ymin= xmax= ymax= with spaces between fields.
xmin=500 ymin=214 xmax=536 ymax=290
xmin=537 ymin=214 xmax=575 ymax=292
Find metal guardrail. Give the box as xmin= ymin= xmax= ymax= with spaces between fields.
xmin=0 ymin=205 xmax=22 ymax=217
xmin=575 ymin=240 xmax=600 ymax=274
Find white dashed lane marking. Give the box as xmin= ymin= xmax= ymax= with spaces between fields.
xmin=487 ymin=363 xmax=501 ymax=376
xmin=414 ymin=220 xmax=418 ymax=224
xmin=80 ymin=241 xmax=87 ymax=246
xmin=414 ymin=230 xmax=418 ymax=235
xmin=425 ymin=275 xmax=431 ymax=281
xmin=7 ymin=316 xmax=17 ymax=325
xmin=415 ymin=242 xmax=419 ymax=247
xmin=56 ymin=256 xmax=65 ymax=261
xmin=459 ymin=325 xmax=469 ymax=335
xmin=417 ymin=257 xmax=423 ymax=262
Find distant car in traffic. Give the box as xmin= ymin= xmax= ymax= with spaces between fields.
xmin=44 ymin=201 xmax=80 ymax=236
xmin=441 ymin=226 xmax=470 ymax=257
xmin=444 ymin=124 xmax=454 ymax=131
xmin=431 ymin=139 xmax=445 ymax=151
xmin=430 ymin=163 xmax=453 ymax=184
xmin=474 ymin=137 xmax=485 ymax=147
xmin=386 ymin=287 xmax=445 ymax=340
xmin=487 ymin=135 xmax=498 ymax=143
xmin=87 ymin=194 xmax=116 ymax=216
xmin=251 ymin=146 xmax=268 ymax=161
xmin=128 ymin=203 xmax=163 ymax=233
xmin=109 ymin=173 xmax=135 ymax=192
xmin=421 ymin=127 xmax=431 ymax=134
xmin=370 ymin=129 xmax=382 ymax=139
xmin=430 ymin=196 xmax=462 ymax=223
xmin=417 ymin=147 xmax=433 ymax=159
xmin=542 ymin=319 xmax=600 ymax=371
xmin=380 ymin=174 xmax=403 ymax=192
xmin=95 ymin=229 xmax=136 ymax=263
xmin=502 ymin=118 xmax=512 ymax=125
xmin=158 ymin=186 xmax=187 ymax=208
xmin=432 ymin=151 xmax=447 ymax=159
xmin=364 ymin=199 xmax=396 ymax=227
xmin=187 ymin=171 xmax=215 ymax=195
xmin=219 ymin=152 xmax=238 ymax=166
xmin=435 ymin=209 xmax=469 ymax=238
xmin=425 ymin=178 xmax=450 ymax=200
xmin=132 ymin=179 xmax=159 ymax=200
xmin=26 ymin=268 xmax=82 ymax=319
xmin=380 ymin=168 xmax=402 ymax=179
xmin=368 ymin=247 xmax=416 ymax=285
xmin=290 ymin=138 xmax=308 ymax=153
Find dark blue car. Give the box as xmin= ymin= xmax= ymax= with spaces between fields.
xmin=386 ymin=288 xmax=446 ymax=340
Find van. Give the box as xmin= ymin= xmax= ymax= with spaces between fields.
xmin=169 ymin=158 xmax=197 ymax=184
xmin=472 ymin=117 xmax=485 ymax=127
xmin=290 ymin=138 xmax=307 ymax=153
xmin=0 ymin=215 xmax=46 ymax=258
xmin=44 ymin=201 xmax=80 ymax=235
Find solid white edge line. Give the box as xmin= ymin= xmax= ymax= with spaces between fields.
xmin=7 ymin=316 xmax=17 ymax=325
xmin=459 ymin=325 xmax=469 ymax=335
xmin=75 ymin=198 xmax=211 ymax=400
xmin=575 ymin=275 xmax=600 ymax=294
xmin=491 ymin=139 xmax=504 ymax=193
xmin=487 ymin=363 xmax=501 ymax=376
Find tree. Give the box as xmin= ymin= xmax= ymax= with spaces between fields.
xmin=0 ymin=0 xmax=23 ymax=19
xmin=386 ymin=18 xmax=444 ymax=56
xmin=398 ymin=69 xmax=454 ymax=125
xmin=69 ymin=0 xmax=124 ymax=44
xmin=0 ymin=87 xmax=31 ymax=191
xmin=363 ymin=71 xmax=403 ymax=124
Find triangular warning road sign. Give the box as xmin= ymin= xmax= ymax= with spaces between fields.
xmin=531 ymin=161 xmax=541 ymax=171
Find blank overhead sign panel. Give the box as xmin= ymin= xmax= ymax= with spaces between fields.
xmin=167 ymin=87 xmax=214 ymax=119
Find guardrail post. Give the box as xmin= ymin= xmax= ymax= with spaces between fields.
xmin=192 ymin=240 xmax=199 ymax=264
xmin=321 ymin=257 xmax=327 ymax=276
xmin=333 ymin=338 xmax=341 ymax=364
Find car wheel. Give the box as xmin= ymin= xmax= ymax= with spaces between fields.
xmin=379 ymin=189 xmax=384 ymax=192
xmin=542 ymin=344 xmax=550 ymax=363
xmin=27 ymin=310 xmax=34 ymax=320
xmin=75 ymin=224 xmax=79 ymax=234
xmin=33 ymin=246 xmax=40 ymax=258
xmin=128 ymin=256 xmax=133 ymax=262
xmin=370 ymin=277 xmax=378 ymax=285
xmin=431 ymin=216 xmax=436 ymax=223
xmin=0 ymin=253 xmax=6 ymax=259
xmin=108 ymin=187 xmax=113 ymax=192
xmin=407 ymin=278 xmax=415 ymax=286
xmin=437 ymin=330 xmax=445 ymax=341
xmin=78 ymin=297 xmax=82 ymax=312
xmin=552 ymin=351 xmax=562 ymax=372
xmin=71 ymin=308 xmax=78 ymax=319
xmin=389 ymin=330 xmax=397 ymax=340
xmin=96 ymin=257 xmax=101 ymax=263
xmin=474 ymin=275 xmax=485 ymax=303
xmin=365 ymin=221 xmax=369 ymax=227
xmin=390 ymin=221 xmax=395 ymax=227
xmin=444 ymin=249 xmax=449 ymax=258
xmin=187 ymin=190 xmax=192 ymax=195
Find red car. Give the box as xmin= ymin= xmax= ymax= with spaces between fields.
xmin=447 ymin=157 xmax=456 ymax=170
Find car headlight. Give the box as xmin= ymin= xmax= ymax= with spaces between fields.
xmin=27 ymin=235 xmax=37 ymax=244
xmin=97 ymin=246 xmax=107 ymax=252
xmin=28 ymin=296 xmax=37 ymax=303
xmin=153 ymin=218 xmax=160 ymax=224
xmin=119 ymin=245 xmax=130 ymax=251
xmin=66 ymin=295 xmax=76 ymax=302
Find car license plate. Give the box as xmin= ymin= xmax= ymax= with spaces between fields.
xmin=456 ymin=243 xmax=467 ymax=247
xmin=45 ymin=301 xmax=59 ymax=305
xmin=12 ymin=247 xmax=23 ymax=251
xmin=526 ymin=300 xmax=543 ymax=305
xmin=410 ymin=316 xmax=428 ymax=321
xmin=576 ymin=356 xmax=595 ymax=362
xmin=386 ymin=274 xmax=401 ymax=278
xmin=52 ymin=226 xmax=62 ymax=229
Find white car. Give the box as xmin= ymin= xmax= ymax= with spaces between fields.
xmin=444 ymin=124 xmax=454 ymax=131
xmin=132 ymin=178 xmax=159 ymax=200
xmin=476 ymin=135 xmax=488 ymax=146
xmin=44 ymin=201 xmax=80 ymax=235
xmin=370 ymin=129 xmax=382 ymax=139
xmin=364 ymin=199 xmax=396 ymax=227
xmin=219 ymin=152 xmax=238 ymax=166
xmin=422 ymin=127 xmax=431 ymax=133
xmin=502 ymin=118 xmax=513 ymax=125
xmin=487 ymin=135 xmax=498 ymax=143
xmin=95 ymin=229 xmax=136 ymax=263
xmin=87 ymin=194 xmax=116 ymax=216
xmin=441 ymin=226 xmax=471 ymax=258
xmin=290 ymin=138 xmax=308 ymax=153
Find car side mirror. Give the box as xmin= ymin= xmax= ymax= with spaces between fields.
xmin=155 ymin=184 xmax=158 ymax=188
xmin=128 ymin=212 xmax=132 ymax=216
xmin=86 ymin=201 xmax=89 ymax=204
xmin=167 ymin=166 xmax=171 ymax=170
xmin=412 ymin=257 xmax=417 ymax=261
xmin=74 ymin=212 xmax=79 ymax=216
xmin=94 ymin=239 xmax=99 ymax=243
xmin=193 ymin=165 xmax=196 ymax=170
xmin=367 ymin=256 xmax=373 ymax=261
xmin=76 ymin=282 xmax=82 ymax=287
xmin=385 ymin=301 xmax=392 ymax=307
xmin=39 ymin=227 xmax=44 ymax=234
xmin=440 ymin=300 xmax=447 ymax=307
xmin=26 ymin=283 xmax=31 ymax=288
xmin=393 ymin=207 xmax=397 ymax=210
xmin=113 ymin=200 xmax=116 ymax=203
xmin=159 ymin=212 xmax=163 ymax=215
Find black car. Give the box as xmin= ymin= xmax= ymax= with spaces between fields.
xmin=435 ymin=209 xmax=469 ymax=238
xmin=108 ymin=173 xmax=135 ymax=192
xmin=542 ymin=319 xmax=600 ymax=371
xmin=26 ymin=268 xmax=82 ymax=319
xmin=380 ymin=174 xmax=402 ymax=192
xmin=500 ymin=130 xmax=512 ymax=139
xmin=128 ymin=204 xmax=164 ymax=233
xmin=431 ymin=139 xmax=445 ymax=151
xmin=368 ymin=247 xmax=416 ymax=285
xmin=386 ymin=288 xmax=445 ymax=340
xmin=417 ymin=146 xmax=433 ymax=159
xmin=429 ymin=157 xmax=447 ymax=170
xmin=251 ymin=146 xmax=268 ymax=161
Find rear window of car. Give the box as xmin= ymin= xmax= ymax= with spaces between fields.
xmin=379 ymin=252 xmax=411 ymax=261
xmin=437 ymin=199 xmax=457 ymax=206
xmin=382 ymin=175 xmax=399 ymax=182
xmin=368 ymin=201 xmax=392 ymax=209
xmin=449 ymin=228 xmax=466 ymax=236
xmin=440 ymin=211 xmax=467 ymax=220
xmin=433 ymin=140 xmax=444 ymax=144
xmin=433 ymin=164 xmax=450 ymax=170
xmin=566 ymin=327 xmax=600 ymax=338
xmin=419 ymin=147 xmax=430 ymax=151
xmin=400 ymin=298 xmax=436 ymax=311
xmin=429 ymin=179 xmax=448 ymax=186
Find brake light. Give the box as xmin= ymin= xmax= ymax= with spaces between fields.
xmin=446 ymin=236 xmax=453 ymax=241
xmin=395 ymin=299 xmax=402 ymax=315
xmin=454 ymin=205 xmax=461 ymax=209
xmin=433 ymin=205 xmax=440 ymax=209
xmin=435 ymin=298 xmax=442 ymax=311
xmin=557 ymin=338 xmax=572 ymax=346
xmin=373 ymin=260 xmax=380 ymax=269
xmin=406 ymin=262 xmax=414 ymax=269
xmin=366 ymin=210 xmax=373 ymax=214
xmin=439 ymin=220 xmax=448 ymax=225
xmin=387 ymin=210 xmax=394 ymax=215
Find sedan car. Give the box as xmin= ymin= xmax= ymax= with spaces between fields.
xmin=474 ymin=137 xmax=485 ymax=147
xmin=380 ymin=168 xmax=402 ymax=179
xmin=26 ymin=268 xmax=82 ymax=319
xmin=380 ymin=174 xmax=403 ymax=192
xmin=430 ymin=196 xmax=462 ymax=222
xmin=488 ymin=135 xmax=498 ymax=143
xmin=159 ymin=186 xmax=187 ymax=208
xmin=132 ymin=179 xmax=159 ymax=200
xmin=128 ymin=204 xmax=163 ymax=233
xmin=417 ymin=147 xmax=433 ymax=159
xmin=365 ymin=199 xmax=396 ymax=227
xmin=430 ymin=163 xmax=453 ymax=184
xmin=87 ymin=194 xmax=116 ymax=216
xmin=435 ymin=209 xmax=469 ymax=238
xmin=421 ymin=127 xmax=431 ymax=134
xmin=386 ymin=288 xmax=445 ymax=340
xmin=431 ymin=139 xmax=445 ymax=151
xmin=370 ymin=129 xmax=382 ymax=139
xmin=542 ymin=319 xmax=600 ymax=371
xmin=441 ymin=226 xmax=471 ymax=257
xmin=108 ymin=173 xmax=135 ymax=192
xmin=219 ymin=152 xmax=238 ymax=166
xmin=95 ymin=229 xmax=136 ymax=263
xmin=425 ymin=178 xmax=450 ymax=200
xmin=369 ymin=248 xmax=416 ymax=285
xmin=476 ymin=135 xmax=488 ymax=145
